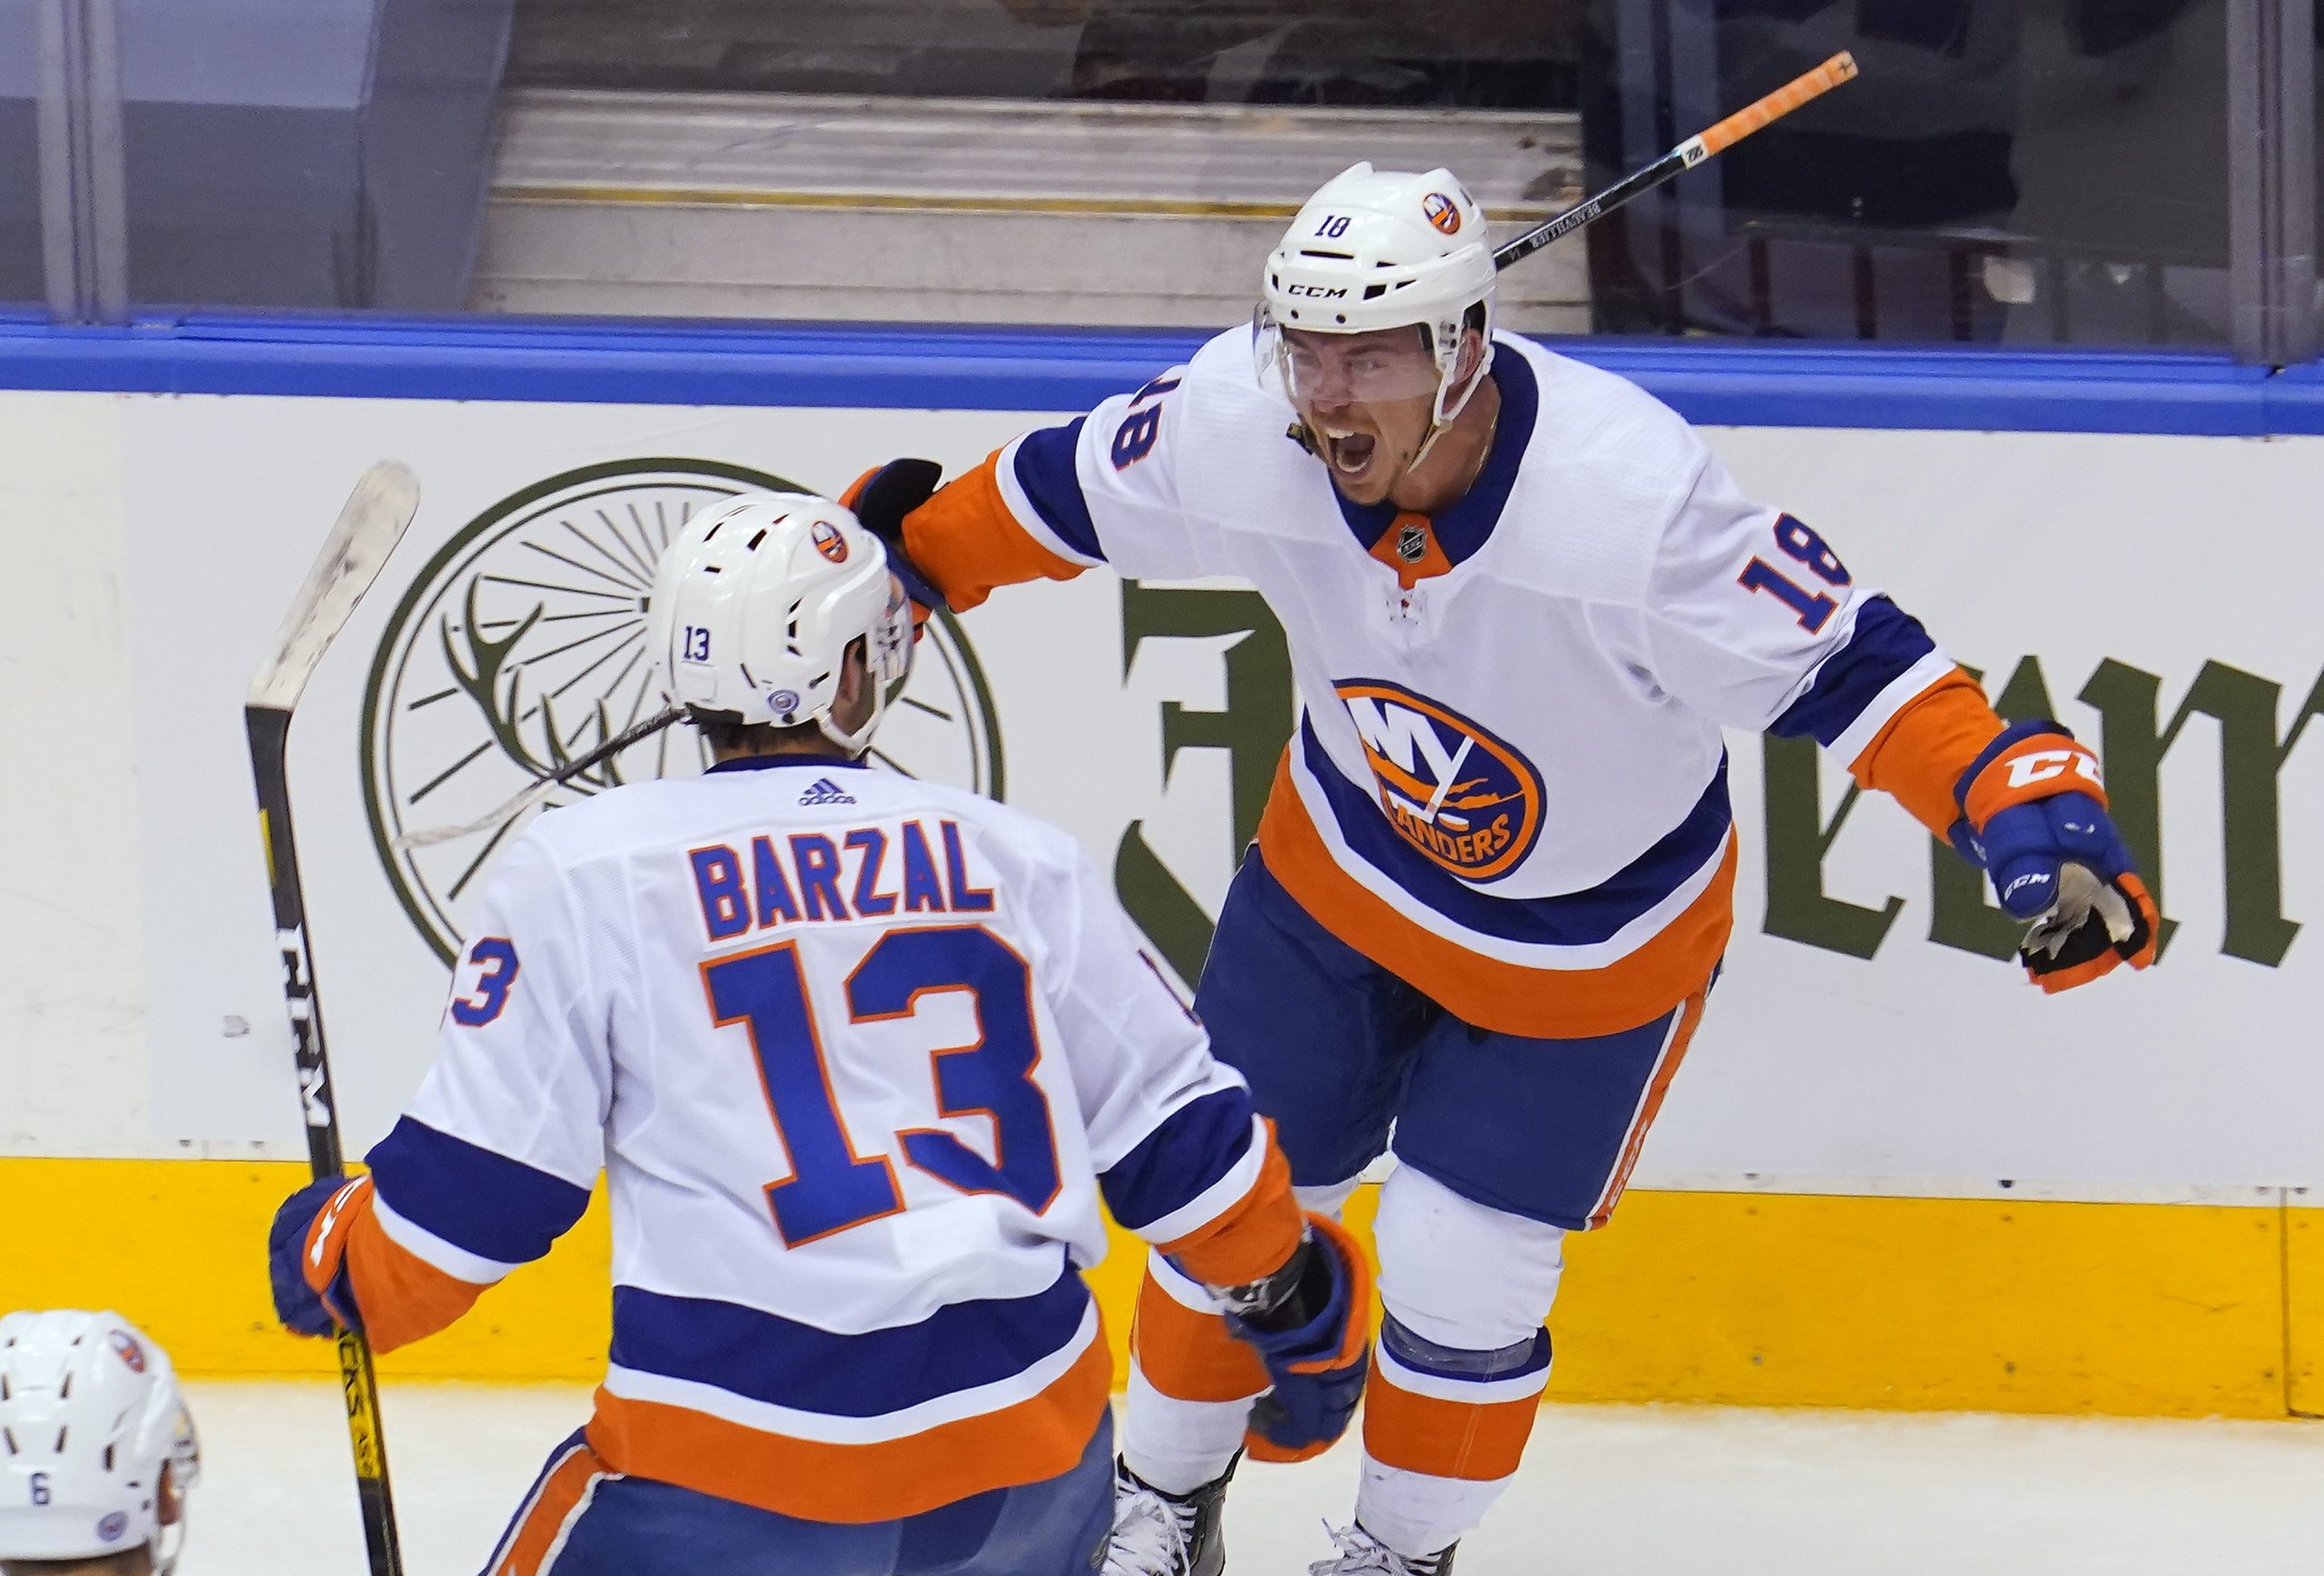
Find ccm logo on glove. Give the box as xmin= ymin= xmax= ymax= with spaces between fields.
xmin=1951 ymin=721 xmax=2157 ymax=993
xmin=2003 ymin=748 xmax=2102 ymax=792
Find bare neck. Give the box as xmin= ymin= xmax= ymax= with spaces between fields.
xmin=4 ymin=1554 xmax=152 ymax=1576
xmin=713 ymin=734 xmax=851 ymax=765
xmin=1385 ymin=370 xmax=1502 ymax=517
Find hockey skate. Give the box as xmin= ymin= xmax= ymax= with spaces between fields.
xmin=1306 ymin=1522 xmax=1457 ymax=1575
xmin=1100 ymin=1454 xmax=1236 ymax=1576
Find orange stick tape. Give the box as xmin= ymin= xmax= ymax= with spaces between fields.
xmin=1694 ymin=51 xmax=1858 ymax=158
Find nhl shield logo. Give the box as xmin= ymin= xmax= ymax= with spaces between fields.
xmin=1337 ymin=680 xmax=1542 ymax=881
xmin=812 ymin=518 xmax=850 ymax=563
xmin=1422 ymin=192 xmax=1462 ymax=236
xmin=1395 ymin=523 xmax=1429 ymax=563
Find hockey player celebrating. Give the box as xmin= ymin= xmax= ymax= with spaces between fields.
xmin=0 ymin=1311 xmax=201 ymax=1576
xmin=266 ymin=494 xmax=1371 ymax=1576
xmin=847 ymin=163 xmax=2160 ymax=1576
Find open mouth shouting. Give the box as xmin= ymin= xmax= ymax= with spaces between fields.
xmin=1320 ymin=424 xmax=1380 ymax=482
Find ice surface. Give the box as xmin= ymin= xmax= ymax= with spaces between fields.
xmin=176 ymin=1382 xmax=2324 ymax=1575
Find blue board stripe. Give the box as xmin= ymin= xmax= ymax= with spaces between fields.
xmin=0 ymin=312 xmax=2313 ymax=435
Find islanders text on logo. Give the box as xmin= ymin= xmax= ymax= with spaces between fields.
xmin=1337 ymin=680 xmax=1542 ymax=881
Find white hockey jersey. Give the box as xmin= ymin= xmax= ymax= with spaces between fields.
xmin=906 ymin=328 xmax=1982 ymax=1038
xmin=324 ymin=756 xmax=1299 ymax=1522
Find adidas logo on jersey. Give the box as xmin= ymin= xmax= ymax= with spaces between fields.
xmin=799 ymin=778 xmax=858 ymax=807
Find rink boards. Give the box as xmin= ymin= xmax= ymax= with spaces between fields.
xmin=2 ymin=1157 xmax=2314 ymax=1418
xmin=0 ymin=323 xmax=2318 ymax=1416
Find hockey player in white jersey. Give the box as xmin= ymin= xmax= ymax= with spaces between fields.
xmin=264 ymin=494 xmax=1372 ymax=1576
xmin=0 ymin=1311 xmax=201 ymax=1576
xmin=846 ymin=163 xmax=2160 ymax=1575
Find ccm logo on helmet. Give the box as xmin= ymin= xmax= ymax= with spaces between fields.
xmin=812 ymin=519 xmax=850 ymax=563
xmin=1422 ymin=192 xmax=1462 ymax=234
xmin=1285 ymin=283 xmax=1349 ymax=300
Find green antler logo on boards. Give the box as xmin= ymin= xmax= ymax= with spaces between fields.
xmin=360 ymin=459 xmax=1004 ymax=964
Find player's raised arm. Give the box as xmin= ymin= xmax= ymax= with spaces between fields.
xmin=1637 ymin=445 xmax=2155 ymax=993
xmin=268 ymin=831 xmax=609 ymax=1354
xmin=842 ymin=361 xmax=1207 ymax=617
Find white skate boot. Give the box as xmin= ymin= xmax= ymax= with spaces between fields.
xmin=1101 ymin=1455 xmax=1235 ymax=1576
xmin=1306 ymin=1522 xmax=1457 ymax=1576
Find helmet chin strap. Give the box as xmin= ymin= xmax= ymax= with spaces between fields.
xmin=155 ymin=1515 xmax=188 ymax=1576
xmin=809 ymin=616 xmax=910 ymax=757
xmin=813 ymin=685 xmax=882 ymax=757
xmin=1405 ymin=416 xmax=1456 ymax=478
xmin=1398 ymin=349 xmax=1491 ymax=485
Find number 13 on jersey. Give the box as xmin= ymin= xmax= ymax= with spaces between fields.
xmin=702 ymin=925 xmax=1063 ymax=1247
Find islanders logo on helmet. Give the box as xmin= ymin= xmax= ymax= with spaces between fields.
xmin=1337 ymin=681 xmax=1541 ymax=881
xmin=812 ymin=518 xmax=849 ymax=563
xmin=109 ymin=1329 xmax=146 ymax=1374
xmin=1422 ymin=192 xmax=1462 ymax=236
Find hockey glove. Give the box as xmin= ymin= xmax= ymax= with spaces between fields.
xmin=1952 ymin=720 xmax=2159 ymax=992
xmin=841 ymin=458 xmax=950 ymax=618
xmin=268 ymin=1174 xmax=369 ymax=1338
xmin=1212 ymin=1212 xmax=1373 ymax=1463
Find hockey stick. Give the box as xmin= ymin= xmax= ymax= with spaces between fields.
xmin=244 ymin=461 xmax=422 ymax=1576
xmin=390 ymin=704 xmax=684 ymax=851
xmin=392 ymin=74 xmax=1867 ymax=857
xmin=1492 ymin=50 xmax=1859 ymax=273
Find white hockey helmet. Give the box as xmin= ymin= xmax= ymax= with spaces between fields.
xmin=1256 ymin=163 xmax=1497 ymax=433
xmin=0 ymin=1311 xmax=200 ymax=1574
xmin=647 ymin=493 xmax=913 ymax=757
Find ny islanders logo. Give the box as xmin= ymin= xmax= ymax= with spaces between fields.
xmin=1338 ymin=681 xmax=1541 ymax=882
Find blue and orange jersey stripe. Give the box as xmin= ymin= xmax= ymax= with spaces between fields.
xmin=1846 ymin=667 xmax=2007 ymax=841
xmin=1256 ymin=747 xmax=1734 ymax=1039
xmin=1148 ymin=1120 xmax=1302 ymax=1288
xmin=900 ymin=449 xmax=1091 ymax=615
xmin=585 ymin=1311 xmax=1111 ymax=1523
xmin=303 ymin=1175 xmax=501 ymax=1354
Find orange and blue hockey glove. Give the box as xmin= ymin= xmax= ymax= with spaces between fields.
xmin=1951 ymin=720 xmax=2159 ymax=992
xmin=268 ymin=1174 xmax=369 ymax=1337
xmin=1207 ymin=1212 xmax=1374 ymax=1463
